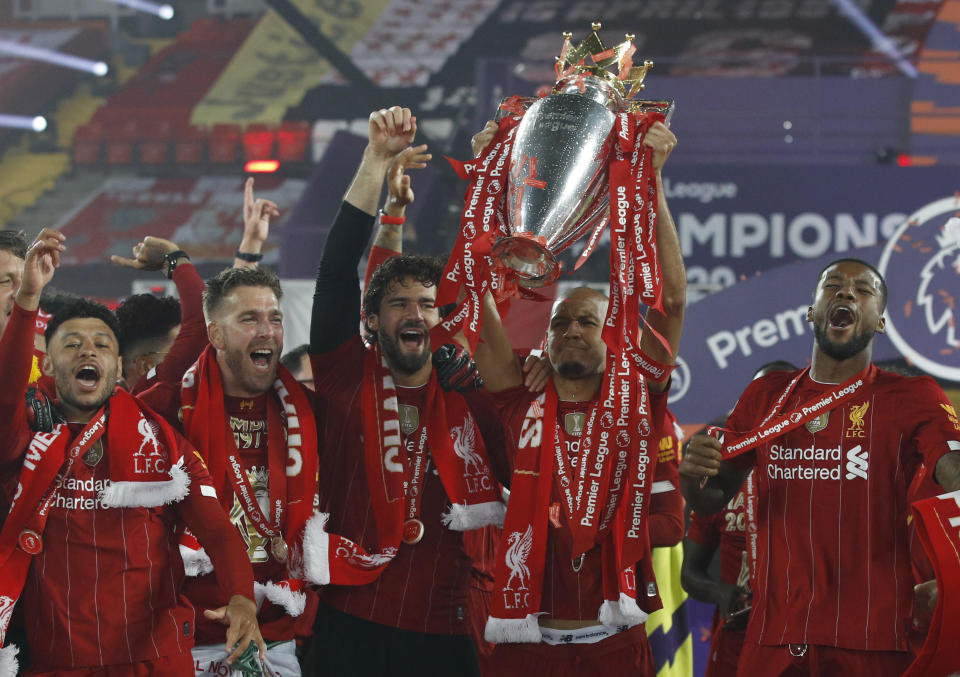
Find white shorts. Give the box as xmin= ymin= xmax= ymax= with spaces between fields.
xmin=192 ymin=639 xmax=301 ymax=677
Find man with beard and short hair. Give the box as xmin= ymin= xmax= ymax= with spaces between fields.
xmin=680 ymin=258 xmax=960 ymax=676
xmin=0 ymin=229 xmax=263 ymax=675
xmin=280 ymin=344 xmax=313 ymax=390
xmin=469 ymin=120 xmax=686 ymax=676
xmin=139 ymin=265 xmax=322 ymax=677
xmin=306 ymin=105 xmax=508 ymax=677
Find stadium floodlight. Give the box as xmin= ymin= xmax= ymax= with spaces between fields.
xmin=0 ymin=114 xmax=48 ymax=132
xmin=0 ymin=39 xmax=109 ymax=77
xmin=831 ymin=0 xmax=918 ymax=78
xmin=99 ymin=0 xmax=175 ymax=20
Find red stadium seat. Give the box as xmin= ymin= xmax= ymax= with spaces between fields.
xmin=73 ymin=122 xmax=104 ymax=166
xmin=276 ymin=121 xmax=310 ymax=163
xmin=209 ymin=123 xmax=242 ymax=164
xmin=140 ymin=120 xmax=174 ymax=165
xmin=242 ymin=123 xmax=275 ymax=161
xmin=174 ymin=124 xmax=205 ymax=165
xmin=106 ymin=120 xmax=138 ymax=165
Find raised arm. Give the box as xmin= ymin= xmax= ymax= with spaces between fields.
xmin=233 ymin=177 xmax=279 ymax=269
xmin=0 ymin=229 xmax=65 ymax=464
xmin=472 ymin=291 xmax=524 ymax=393
xmin=311 ymin=107 xmax=416 ymax=355
xmin=640 ymin=122 xmax=685 ymax=393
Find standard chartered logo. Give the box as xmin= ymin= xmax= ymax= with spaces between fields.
xmin=845 ymin=445 xmax=869 ymax=480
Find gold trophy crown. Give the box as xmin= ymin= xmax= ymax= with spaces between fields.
xmin=555 ymin=22 xmax=653 ymax=102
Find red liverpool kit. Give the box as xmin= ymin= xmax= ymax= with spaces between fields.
xmin=726 ymin=365 xmax=960 ymax=656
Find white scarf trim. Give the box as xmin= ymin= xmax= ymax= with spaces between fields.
xmin=598 ymin=593 xmax=648 ymax=627
xmin=254 ymin=581 xmax=306 ymax=617
xmin=180 ymin=543 xmax=214 ymax=577
xmin=484 ymin=614 xmax=542 ymax=644
xmin=441 ymin=500 xmax=506 ymax=531
xmin=0 ymin=644 xmax=18 ymax=677
xmin=300 ymin=511 xmax=331 ymax=586
xmin=99 ymin=461 xmax=191 ymax=508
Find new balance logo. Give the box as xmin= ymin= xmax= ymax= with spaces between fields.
xmin=845 ymin=445 xmax=868 ymax=480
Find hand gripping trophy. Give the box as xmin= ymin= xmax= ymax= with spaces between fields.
xmin=435 ymin=23 xmax=674 ymax=351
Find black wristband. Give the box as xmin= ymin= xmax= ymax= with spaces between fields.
xmin=163 ymin=249 xmax=190 ymax=279
xmin=235 ymin=249 xmax=264 ymax=263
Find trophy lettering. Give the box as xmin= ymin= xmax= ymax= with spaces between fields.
xmin=490 ymin=23 xmax=674 ymax=287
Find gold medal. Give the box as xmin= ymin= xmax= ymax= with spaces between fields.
xmin=270 ymin=536 xmax=289 ymax=562
xmin=402 ymin=518 xmax=425 ymax=545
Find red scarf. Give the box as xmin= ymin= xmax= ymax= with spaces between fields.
xmin=485 ymin=374 xmax=659 ymax=644
xmin=0 ymin=388 xmax=189 ymax=668
xmin=178 ymin=346 xmax=319 ymax=586
xmin=305 ymin=345 xmax=504 ymax=587
xmin=903 ymin=490 xmax=960 ymax=677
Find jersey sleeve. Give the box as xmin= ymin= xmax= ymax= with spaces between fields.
xmin=0 ymin=304 xmax=43 ymax=469
xmin=686 ymin=509 xmax=722 ymax=550
xmin=906 ymin=376 xmax=960 ymax=475
xmin=175 ymin=436 xmax=256 ymax=600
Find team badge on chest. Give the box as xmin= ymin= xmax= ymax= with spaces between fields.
xmin=804 ymin=412 xmax=830 ymax=434
xmin=83 ymin=440 xmax=104 ymax=467
xmin=399 ymin=404 xmax=419 ymax=436
xmin=564 ymin=412 xmax=585 ymax=437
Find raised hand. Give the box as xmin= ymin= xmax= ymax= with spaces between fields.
xmin=386 ymin=144 xmax=431 ymax=214
xmin=18 ymin=228 xmax=65 ymax=309
xmin=471 ymin=120 xmax=498 ymax=158
xmin=241 ymin=176 xmax=279 ymax=250
xmin=368 ymin=106 xmax=417 ymax=160
xmin=643 ymin=121 xmax=677 ymax=171
xmin=110 ymin=235 xmax=179 ymax=271
xmin=521 ymin=352 xmax=552 ymax=393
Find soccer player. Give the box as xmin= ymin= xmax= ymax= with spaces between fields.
xmin=680 ymin=361 xmax=796 ymax=677
xmin=470 ymin=120 xmax=686 ymax=676
xmin=0 ymin=229 xmax=263 ymax=674
xmin=679 ymin=258 xmax=960 ymax=675
xmin=111 ymin=235 xmax=206 ymax=395
xmin=279 ymin=344 xmax=313 ymax=390
xmin=307 ymin=106 xmax=507 ymax=676
xmin=137 ymin=264 xmax=321 ymax=676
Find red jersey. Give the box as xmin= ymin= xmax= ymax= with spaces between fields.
xmin=727 ymin=365 xmax=960 ymax=651
xmin=312 ymin=335 xmax=509 ymax=635
xmin=687 ymin=484 xmax=749 ymax=589
xmin=183 ymin=394 xmax=296 ymax=644
xmin=0 ymin=304 xmax=254 ymax=671
xmin=139 ymin=346 xmax=323 ymax=645
xmin=492 ymin=384 xmax=674 ymax=621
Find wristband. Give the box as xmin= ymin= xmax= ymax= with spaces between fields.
xmin=163 ymin=249 xmax=190 ymax=279
xmin=235 ymin=250 xmax=264 ymax=263
xmin=379 ymin=212 xmax=405 ymax=226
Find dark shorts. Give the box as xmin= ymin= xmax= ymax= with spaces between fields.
xmin=304 ymin=603 xmax=480 ymax=677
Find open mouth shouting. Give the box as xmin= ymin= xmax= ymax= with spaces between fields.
xmin=397 ymin=325 xmax=427 ymax=353
xmin=74 ymin=363 xmax=102 ymax=393
xmin=249 ymin=347 xmax=275 ymax=370
xmin=828 ymin=305 xmax=856 ymax=332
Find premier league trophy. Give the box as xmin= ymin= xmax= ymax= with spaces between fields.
xmin=490 ymin=23 xmax=673 ymax=287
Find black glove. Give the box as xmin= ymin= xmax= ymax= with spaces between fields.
xmin=26 ymin=386 xmax=63 ymax=433
xmin=432 ymin=344 xmax=483 ymax=393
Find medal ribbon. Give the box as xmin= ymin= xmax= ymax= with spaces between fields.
xmin=707 ymin=366 xmax=877 ymax=459
xmin=225 ymin=398 xmax=287 ymax=542
xmin=403 ymin=401 xmax=430 ymax=522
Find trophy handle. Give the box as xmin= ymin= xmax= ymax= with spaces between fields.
xmin=494 ymin=96 xmax=537 ymax=122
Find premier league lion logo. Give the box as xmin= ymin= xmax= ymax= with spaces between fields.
xmin=878 ymin=198 xmax=960 ymax=382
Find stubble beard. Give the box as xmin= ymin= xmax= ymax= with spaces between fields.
xmin=813 ymin=323 xmax=874 ymax=362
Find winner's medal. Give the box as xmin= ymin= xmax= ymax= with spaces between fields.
xmin=402 ymin=518 xmax=425 ymax=545
xmin=270 ymin=536 xmax=289 ymax=562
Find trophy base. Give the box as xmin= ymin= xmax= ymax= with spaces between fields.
xmin=491 ymin=236 xmax=560 ymax=288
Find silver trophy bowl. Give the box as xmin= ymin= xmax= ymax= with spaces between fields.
xmin=492 ymin=75 xmax=623 ymax=287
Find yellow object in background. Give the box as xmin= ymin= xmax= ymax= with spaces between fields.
xmin=646 ymin=542 xmax=694 ymax=677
